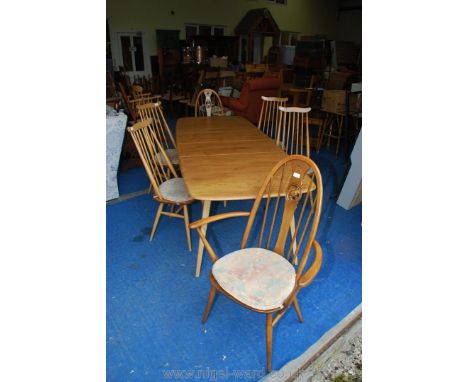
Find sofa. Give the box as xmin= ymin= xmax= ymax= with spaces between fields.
xmin=220 ymin=77 xmax=281 ymax=125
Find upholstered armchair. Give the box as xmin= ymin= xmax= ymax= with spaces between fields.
xmin=220 ymin=77 xmax=281 ymax=124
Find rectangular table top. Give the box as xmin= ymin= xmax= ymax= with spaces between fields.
xmin=176 ymin=116 xmax=287 ymax=201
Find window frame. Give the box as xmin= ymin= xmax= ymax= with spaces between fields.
xmin=184 ymin=23 xmax=226 ymax=38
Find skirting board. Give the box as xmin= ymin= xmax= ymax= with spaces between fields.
xmin=106 ymin=189 xmax=148 ymax=206
xmin=260 ymin=304 xmax=362 ymax=382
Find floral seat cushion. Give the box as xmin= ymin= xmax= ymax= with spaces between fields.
xmin=212 ymin=248 xmax=296 ymax=311
xmin=159 ymin=178 xmax=192 ymax=203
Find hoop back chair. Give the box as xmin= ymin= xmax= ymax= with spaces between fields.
xmin=137 ymin=101 xmax=179 ymax=166
xmin=190 ymin=155 xmax=323 ymax=372
xmin=277 ymin=106 xmax=311 ymax=158
xmin=127 ymin=119 xmax=194 ymax=251
xmin=194 ymin=89 xmax=224 ymax=117
xmin=258 ymin=96 xmax=288 ymax=141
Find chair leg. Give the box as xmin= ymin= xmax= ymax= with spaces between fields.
xmin=293 ymin=298 xmax=304 ymax=323
xmin=326 ymin=115 xmax=333 ymax=149
xmin=147 ymin=183 xmax=153 ymax=195
xmin=223 ymin=200 xmax=227 ymax=208
xmin=266 ymin=313 xmax=273 ymax=373
xmin=150 ymin=203 xmax=164 ymax=241
xmin=183 ymin=205 xmax=192 ymax=252
xmin=336 ymin=115 xmax=344 ymax=156
xmin=315 ymin=120 xmax=323 ymax=153
xmin=202 ymin=285 xmax=217 ymax=324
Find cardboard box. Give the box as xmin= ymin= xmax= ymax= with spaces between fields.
xmin=321 ymin=90 xmax=358 ymax=114
xmin=210 ymin=57 xmax=228 ymax=68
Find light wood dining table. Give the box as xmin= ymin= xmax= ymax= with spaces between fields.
xmin=176 ymin=116 xmax=287 ymax=277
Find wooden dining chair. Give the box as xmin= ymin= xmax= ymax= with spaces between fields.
xmin=302 ymin=76 xmax=325 ymax=153
xmin=178 ymin=69 xmax=203 ymax=116
xmin=258 ymin=96 xmax=288 ymax=141
xmin=127 ymin=118 xmax=194 ymax=251
xmin=161 ymin=86 xmax=185 ymax=116
xmin=277 ymin=106 xmax=311 ymax=158
xmin=131 ymin=84 xmax=148 ymax=99
xmin=131 ymin=84 xmax=161 ymax=102
xmin=118 ymin=81 xmax=138 ymax=122
xmin=194 ymin=89 xmax=224 ymax=117
xmin=318 ymin=90 xmax=359 ymax=156
xmin=137 ymin=101 xmax=179 ymax=167
xmin=190 ymin=155 xmax=323 ymax=372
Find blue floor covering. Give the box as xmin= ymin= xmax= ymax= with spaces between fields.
xmin=108 ymin=129 xmax=362 ymax=381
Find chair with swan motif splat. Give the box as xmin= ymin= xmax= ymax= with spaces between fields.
xmin=194 ymin=89 xmax=224 ymax=117
xmin=189 ymin=155 xmax=323 ymax=372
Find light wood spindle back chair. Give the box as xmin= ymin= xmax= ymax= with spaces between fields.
xmin=258 ymin=96 xmax=288 ymax=141
xmin=190 ymin=155 xmax=323 ymax=372
xmin=194 ymin=89 xmax=224 ymax=117
xmin=137 ymin=101 xmax=179 ymax=167
xmin=128 ymin=119 xmax=194 ymax=251
xmin=277 ymin=106 xmax=311 ymax=158
xmin=132 ymin=83 xmax=161 ymax=99
xmin=130 ymin=85 xmax=161 ymax=115
xmin=131 ymin=84 xmax=148 ymax=99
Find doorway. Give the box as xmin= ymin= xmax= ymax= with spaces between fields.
xmin=115 ymin=31 xmax=151 ymax=80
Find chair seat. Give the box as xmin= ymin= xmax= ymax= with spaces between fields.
xmin=157 ymin=148 xmax=179 ymax=165
xmin=159 ymin=178 xmax=192 ymax=203
xmin=212 ymin=248 xmax=296 ymax=311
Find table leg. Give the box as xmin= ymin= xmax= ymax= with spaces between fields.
xmin=195 ymin=200 xmax=212 ymax=277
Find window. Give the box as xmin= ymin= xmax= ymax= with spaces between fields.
xmin=184 ymin=24 xmax=226 ymax=38
xmin=213 ymin=27 xmax=224 ymax=37
xmin=185 ymin=25 xmax=197 ymax=38
xmin=132 ymin=36 xmax=144 ymax=71
xmin=118 ymin=33 xmax=145 ymax=72
xmin=199 ymin=25 xmax=212 ymax=36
